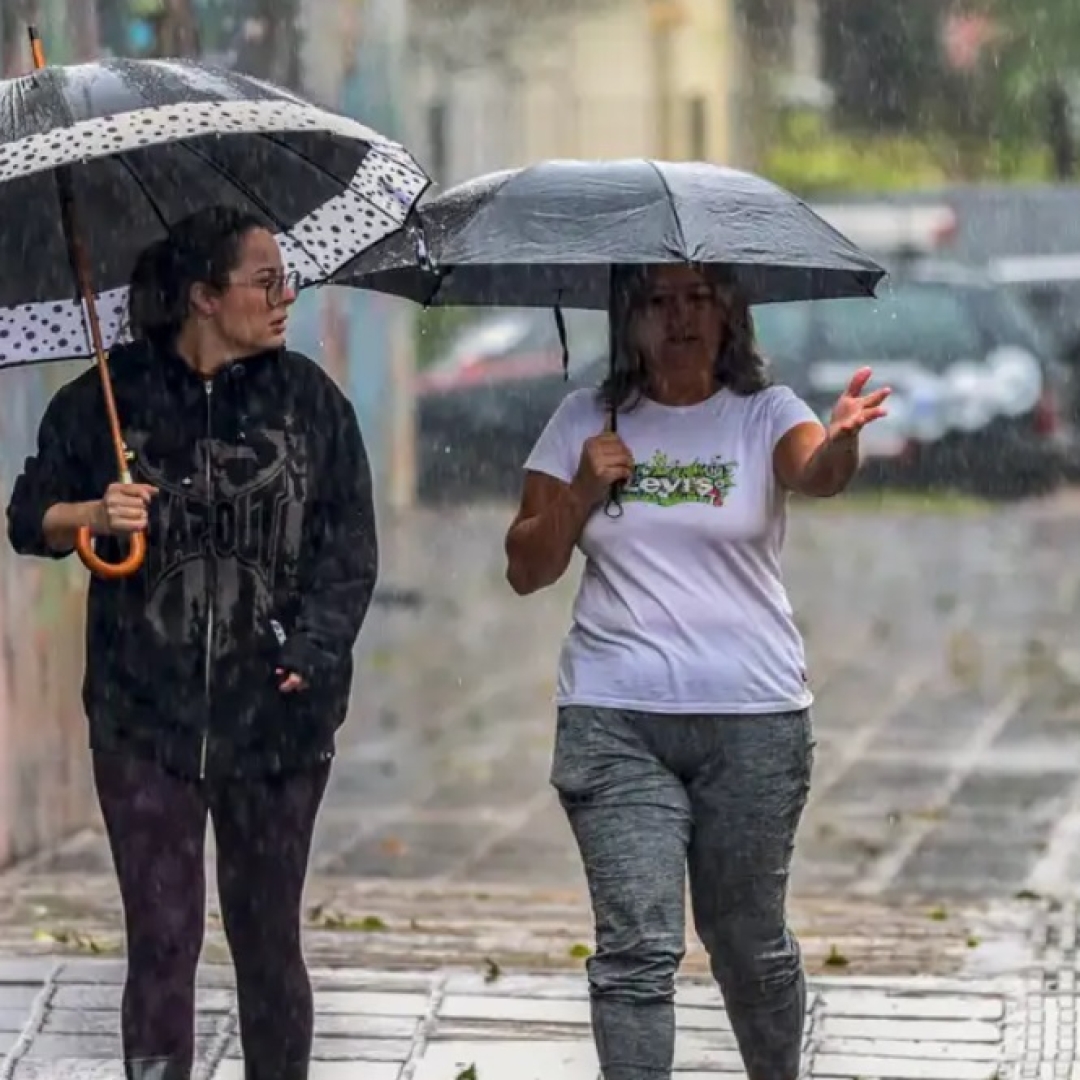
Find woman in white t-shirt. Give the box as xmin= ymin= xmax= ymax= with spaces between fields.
xmin=504 ymin=263 xmax=889 ymax=1080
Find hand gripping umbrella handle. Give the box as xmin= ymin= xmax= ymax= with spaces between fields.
xmin=30 ymin=26 xmax=147 ymax=581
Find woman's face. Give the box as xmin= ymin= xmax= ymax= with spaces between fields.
xmin=632 ymin=265 xmax=728 ymax=375
xmin=199 ymin=227 xmax=297 ymax=353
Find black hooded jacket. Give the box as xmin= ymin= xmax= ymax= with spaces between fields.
xmin=6 ymin=341 xmax=378 ymax=780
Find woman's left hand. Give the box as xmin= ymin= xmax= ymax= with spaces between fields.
xmin=276 ymin=669 xmax=308 ymax=693
xmin=828 ymin=366 xmax=891 ymax=440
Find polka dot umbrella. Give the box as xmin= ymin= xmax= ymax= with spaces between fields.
xmin=2 ymin=27 xmax=430 ymax=579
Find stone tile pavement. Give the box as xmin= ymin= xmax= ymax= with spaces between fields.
xmin=0 ymin=957 xmax=1022 ymax=1080
xmin=2 ymin=883 xmax=1079 ymax=1078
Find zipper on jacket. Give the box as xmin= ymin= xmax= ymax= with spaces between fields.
xmin=200 ymin=380 xmax=214 ymax=780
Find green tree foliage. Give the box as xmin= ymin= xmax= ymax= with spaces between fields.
xmin=984 ymin=0 xmax=1080 ymax=86
xmin=762 ymin=109 xmax=1049 ymax=196
xmin=979 ymin=0 xmax=1080 ymax=173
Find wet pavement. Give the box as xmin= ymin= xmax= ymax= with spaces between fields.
xmin=17 ymin=491 xmax=1080 ymax=902
xmin=6 ymin=491 xmax=1080 ymax=1075
xmin=0 ymin=958 xmax=1020 ymax=1079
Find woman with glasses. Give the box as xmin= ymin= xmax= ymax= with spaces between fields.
xmin=6 ymin=206 xmax=379 ymax=1080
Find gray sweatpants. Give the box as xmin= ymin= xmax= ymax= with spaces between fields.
xmin=551 ymin=706 xmax=814 ymax=1080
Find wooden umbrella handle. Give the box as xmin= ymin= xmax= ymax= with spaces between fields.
xmin=75 ymin=529 xmax=147 ymax=581
xmin=30 ymin=26 xmax=147 ymax=580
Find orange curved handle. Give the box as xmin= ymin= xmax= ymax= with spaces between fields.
xmin=74 ymin=527 xmax=146 ymax=580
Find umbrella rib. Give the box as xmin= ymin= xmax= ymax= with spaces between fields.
xmin=174 ymin=138 xmax=330 ymax=273
xmin=175 ymin=139 xmax=295 ymax=232
xmin=646 ymin=160 xmax=689 ymax=260
xmin=260 ymin=133 xmax=412 ymax=226
xmin=112 ymin=153 xmax=171 ymax=234
xmin=260 ymin=132 xmax=363 ymax=188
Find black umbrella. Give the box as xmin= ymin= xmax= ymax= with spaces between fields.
xmin=337 ymin=159 xmax=887 ymax=313
xmin=2 ymin=28 xmax=430 ymax=580
xmin=338 ymin=158 xmax=886 ymax=516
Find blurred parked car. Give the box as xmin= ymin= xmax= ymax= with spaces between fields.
xmin=816 ymin=186 xmax=1080 ymax=442
xmin=755 ymin=257 xmax=1075 ymax=498
xmin=415 ymin=307 xmax=607 ymax=502
xmin=415 ymin=256 xmax=1074 ymax=504
xmin=988 ymin=257 xmax=1080 ymax=449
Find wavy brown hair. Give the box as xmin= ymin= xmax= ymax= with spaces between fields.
xmin=598 ymin=264 xmax=771 ymax=414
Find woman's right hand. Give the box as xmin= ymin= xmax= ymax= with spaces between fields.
xmin=572 ymin=425 xmax=635 ymax=507
xmin=91 ymin=483 xmax=158 ymax=536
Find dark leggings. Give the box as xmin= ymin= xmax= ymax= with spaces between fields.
xmin=92 ymin=751 xmax=330 ymax=1077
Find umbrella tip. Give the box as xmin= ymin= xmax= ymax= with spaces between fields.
xmin=27 ymin=25 xmax=46 ymax=70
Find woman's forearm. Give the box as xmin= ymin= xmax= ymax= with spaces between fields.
xmin=506 ymin=483 xmax=594 ymax=595
xmin=796 ymin=432 xmax=860 ymax=497
xmin=41 ymin=500 xmax=102 ymax=554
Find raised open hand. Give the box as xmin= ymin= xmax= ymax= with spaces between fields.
xmin=828 ymin=366 xmax=891 ymax=440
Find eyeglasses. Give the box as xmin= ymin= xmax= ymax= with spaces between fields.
xmin=232 ymin=269 xmax=301 ymax=306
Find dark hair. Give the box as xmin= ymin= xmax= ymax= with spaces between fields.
xmin=598 ymin=264 xmax=771 ymax=413
xmin=126 ymin=205 xmax=268 ymax=348
xmin=126 ymin=237 xmax=170 ymax=342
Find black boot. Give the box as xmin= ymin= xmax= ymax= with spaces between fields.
xmin=124 ymin=1059 xmax=191 ymax=1080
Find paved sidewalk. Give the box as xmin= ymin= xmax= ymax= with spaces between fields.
xmin=0 ymin=872 xmax=1040 ymax=975
xmin=0 ymin=879 xmax=1068 ymax=1079
xmin=0 ymin=957 xmax=1017 ymax=1079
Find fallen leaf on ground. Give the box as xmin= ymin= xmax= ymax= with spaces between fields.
xmin=306 ymin=905 xmax=388 ymax=932
xmin=824 ymin=945 xmax=849 ymax=968
xmin=33 ymin=928 xmax=116 ymax=954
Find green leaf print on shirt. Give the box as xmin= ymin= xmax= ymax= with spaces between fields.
xmin=622 ymin=450 xmax=739 ymax=507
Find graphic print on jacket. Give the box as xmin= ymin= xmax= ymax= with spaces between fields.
xmin=128 ymin=426 xmax=304 ymax=649
xmin=5 ymin=341 xmax=379 ymax=781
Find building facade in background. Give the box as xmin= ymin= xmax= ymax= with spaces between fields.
xmin=411 ymin=0 xmax=745 ymax=184
xmin=409 ymin=0 xmax=822 ymax=186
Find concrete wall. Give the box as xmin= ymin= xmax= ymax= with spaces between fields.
xmin=0 ymin=362 xmax=94 ymax=870
xmin=0 ymin=4 xmax=102 ymax=871
xmin=412 ymin=0 xmax=749 ymax=185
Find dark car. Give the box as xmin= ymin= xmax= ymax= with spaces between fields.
xmin=753 ymin=258 xmax=1074 ymax=498
xmin=815 ymin=185 xmax=1080 ymax=446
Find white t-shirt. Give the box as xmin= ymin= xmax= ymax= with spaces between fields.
xmin=524 ymin=384 xmax=820 ymax=715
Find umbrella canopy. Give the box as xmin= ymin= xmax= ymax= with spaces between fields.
xmin=0 ymin=56 xmax=430 ymax=368
xmin=336 ymin=159 xmax=887 ymax=309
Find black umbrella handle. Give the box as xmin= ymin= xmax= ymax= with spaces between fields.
xmin=604 ymin=402 xmax=624 ymax=518
xmin=603 ymin=268 xmax=625 ymax=519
